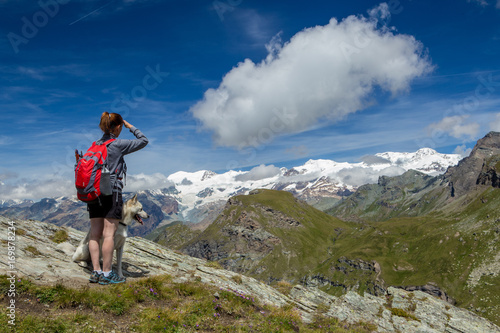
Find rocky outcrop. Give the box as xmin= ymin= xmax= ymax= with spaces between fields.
xmin=304 ymin=257 xmax=386 ymax=297
xmin=320 ymin=286 xmax=499 ymax=333
xmin=330 ymin=169 xmax=445 ymax=221
xmin=444 ymin=131 xmax=500 ymax=198
xmin=182 ymin=205 xmax=285 ymax=269
xmin=467 ymin=250 xmax=500 ymax=289
xmin=180 ymin=191 xmax=345 ymax=283
xmin=2 ymin=216 xmax=499 ymax=332
xmin=476 ymin=154 xmax=500 ymax=188
xmin=182 ymin=239 xmax=229 ymax=261
xmin=398 ymin=284 xmax=456 ymax=305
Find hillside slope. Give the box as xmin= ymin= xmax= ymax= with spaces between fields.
xmin=180 ymin=189 xmax=352 ymax=284
xmin=318 ymin=132 xmax=500 ymax=324
xmin=143 ymin=133 xmax=500 ymax=326
xmin=4 ymin=216 xmax=499 ymax=332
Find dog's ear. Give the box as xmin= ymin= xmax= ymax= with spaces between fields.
xmin=131 ymin=194 xmax=138 ymax=203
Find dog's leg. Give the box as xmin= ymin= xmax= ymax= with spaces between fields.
xmin=116 ymin=245 xmax=124 ymax=278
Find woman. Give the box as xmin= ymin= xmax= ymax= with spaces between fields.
xmin=88 ymin=112 xmax=148 ymax=285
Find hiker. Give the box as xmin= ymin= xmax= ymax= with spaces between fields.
xmin=87 ymin=112 xmax=148 ymax=284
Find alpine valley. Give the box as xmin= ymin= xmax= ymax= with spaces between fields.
xmin=3 ymin=133 xmax=500 ymax=328
xmin=150 ymin=132 xmax=500 ymax=326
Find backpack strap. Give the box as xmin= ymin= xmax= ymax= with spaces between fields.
xmin=102 ymin=138 xmax=120 ymax=200
xmin=103 ymin=138 xmax=116 ymax=146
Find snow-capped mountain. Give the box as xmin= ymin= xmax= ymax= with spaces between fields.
xmin=0 ymin=199 xmax=34 ymax=208
xmin=0 ymin=148 xmax=462 ymax=234
xmin=375 ymin=148 xmax=461 ymax=174
xmin=154 ymin=148 xmax=462 ymax=223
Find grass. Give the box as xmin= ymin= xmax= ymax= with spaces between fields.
xmin=205 ymin=261 xmax=223 ymax=269
xmin=388 ymin=308 xmax=419 ymax=321
xmin=0 ymin=274 xmax=375 ymax=333
xmin=273 ymin=280 xmax=294 ymax=296
xmin=231 ymin=275 xmax=243 ymax=284
xmin=50 ymin=229 xmax=69 ymax=244
xmin=23 ymin=245 xmax=41 ymax=256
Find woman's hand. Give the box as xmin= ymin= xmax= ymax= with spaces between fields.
xmin=123 ymin=120 xmax=133 ymax=129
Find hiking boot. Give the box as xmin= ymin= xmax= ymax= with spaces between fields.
xmin=98 ymin=271 xmax=126 ymax=285
xmin=89 ymin=271 xmax=102 ymax=283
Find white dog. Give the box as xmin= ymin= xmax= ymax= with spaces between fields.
xmin=72 ymin=194 xmax=149 ymax=278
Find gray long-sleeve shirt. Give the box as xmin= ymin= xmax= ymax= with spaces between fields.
xmin=96 ymin=126 xmax=148 ymax=192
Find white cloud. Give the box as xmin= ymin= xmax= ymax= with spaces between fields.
xmin=453 ymin=144 xmax=472 ymax=157
xmin=336 ymin=166 xmax=406 ymax=187
xmin=235 ymin=164 xmax=281 ymax=181
xmin=0 ymin=173 xmax=174 ymax=202
xmin=368 ymin=2 xmax=392 ymax=21
xmin=467 ymin=0 xmax=489 ymax=6
xmin=0 ymin=171 xmax=18 ymax=182
xmin=0 ymin=178 xmax=74 ymax=201
xmin=489 ymin=113 xmax=500 ymax=131
xmin=125 ymin=173 xmax=175 ymax=192
xmin=16 ymin=65 xmax=88 ymax=81
xmin=0 ymin=135 xmax=12 ymax=145
xmin=361 ymin=155 xmax=391 ymax=165
xmin=236 ymin=9 xmax=273 ymax=45
xmin=467 ymin=0 xmax=500 ymax=8
xmin=190 ymin=4 xmax=433 ymax=149
xmin=285 ymin=145 xmax=309 ymax=158
xmin=427 ymin=115 xmax=480 ymax=140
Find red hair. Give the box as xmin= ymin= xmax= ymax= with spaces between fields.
xmin=99 ymin=112 xmax=123 ymax=134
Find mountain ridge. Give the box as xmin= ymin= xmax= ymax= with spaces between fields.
xmin=0 ymin=147 xmax=462 ymax=237
xmin=329 ymin=131 xmax=500 ymax=222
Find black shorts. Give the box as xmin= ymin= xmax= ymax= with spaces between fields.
xmin=87 ymin=191 xmax=123 ymax=220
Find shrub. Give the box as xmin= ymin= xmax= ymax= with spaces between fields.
xmin=389 ymin=307 xmax=419 ymax=321
xmin=274 ymin=280 xmax=293 ymax=295
xmin=205 ymin=261 xmax=223 ymax=269
xmin=24 ymin=245 xmax=41 ymax=256
xmin=231 ymin=275 xmax=243 ymax=284
xmin=50 ymin=229 xmax=69 ymax=243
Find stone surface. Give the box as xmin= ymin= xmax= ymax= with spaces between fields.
xmin=444 ymin=131 xmax=500 ymax=198
xmin=1 ymin=216 xmax=499 ymax=332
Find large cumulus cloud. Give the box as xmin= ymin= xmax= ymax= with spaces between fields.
xmin=190 ymin=3 xmax=433 ymax=148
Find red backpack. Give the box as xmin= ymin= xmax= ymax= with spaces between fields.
xmin=75 ymin=139 xmax=115 ymax=202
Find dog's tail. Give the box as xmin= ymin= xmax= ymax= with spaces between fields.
xmin=72 ymin=231 xmax=91 ymax=262
xmin=72 ymin=244 xmax=90 ymax=262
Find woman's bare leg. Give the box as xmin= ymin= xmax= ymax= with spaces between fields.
xmin=89 ymin=218 xmax=104 ymax=272
xmin=101 ymin=218 xmax=119 ymax=272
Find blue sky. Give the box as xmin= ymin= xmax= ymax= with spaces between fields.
xmin=1 ymin=0 xmax=500 ymax=200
